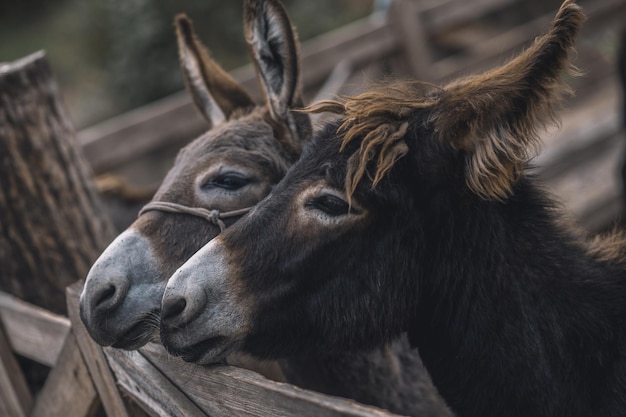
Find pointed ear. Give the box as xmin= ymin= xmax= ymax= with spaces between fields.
xmin=429 ymin=0 xmax=585 ymax=200
xmin=243 ymin=0 xmax=311 ymax=144
xmin=175 ymin=14 xmax=255 ymax=127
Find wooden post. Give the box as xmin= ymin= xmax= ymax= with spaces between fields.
xmin=0 ymin=51 xmax=116 ymax=315
xmin=387 ymin=0 xmax=434 ymax=81
xmin=0 ymin=51 xmax=134 ymax=416
xmin=0 ymin=322 xmax=32 ymax=417
xmin=29 ymin=332 xmax=99 ymax=417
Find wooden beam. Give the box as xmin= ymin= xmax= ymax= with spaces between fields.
xmin=297 ymin=12 xmax=396 ymax=90
xmin=106 ymin=348 xmax=208 ymax=417
xmin=30 ymin=332 xmax=99 ymax=417
xmin=133 ymin=344 xmax=402 ymax=417
xmin=0 ymin=291 xmax=70 ymax=367
xmin=0 ymin=52 xmax=116 ymax=316
xmin=387 ymin=0 xmax=434 ymax=80
xmin=0 ymin=322 xmax=32 ymax=417
xmin=66 ymin=283 xmax=133 ymax=417
xmin=419 ymin=0 xmax=517 ymax=31
xmin=433 ymin=0 xmax=626 ymax=82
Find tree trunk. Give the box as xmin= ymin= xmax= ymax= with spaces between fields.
xmin=0 ymin=51 xmax=116 ymax=315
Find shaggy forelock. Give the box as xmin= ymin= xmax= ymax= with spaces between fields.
xmin=305 ymin=82 xmax=437 ymax=202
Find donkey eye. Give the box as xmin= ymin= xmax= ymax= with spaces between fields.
xmin=203 ymin=173 xmax=250 ymax=190
xmin=306 ymin=195 xmax=350 ymax=216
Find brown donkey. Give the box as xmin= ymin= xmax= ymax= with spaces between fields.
xmin=161 ymin=2 xmax=626 ymax=417
xmin=79 ymin=1 xmax=453 ymax=415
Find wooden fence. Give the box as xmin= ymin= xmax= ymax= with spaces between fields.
xmin=1 ymin=283 xmax=403 ymax=417
xmin=80 ymin=0 xmax=626 ymax=232
xmin=1 ymin=0 xmax=625 ymax=416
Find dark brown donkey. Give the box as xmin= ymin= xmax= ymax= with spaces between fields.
xmin=161 ymin=2 xmax=626 ymax=417
xmin=79 ymin=1 xmax=453 ymax=415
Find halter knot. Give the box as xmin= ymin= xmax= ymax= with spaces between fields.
xmin=138 ymin=201 xmax=252 ymax=233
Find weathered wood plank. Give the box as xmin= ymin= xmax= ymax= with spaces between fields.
xmin=434 ymin=0 xmax=626 ymax=81
xmin=535 ymin=81 xmax=621 ymax=179
xmin=531 ymin=77 xmax=624 ymax=232
xmin=105 ymin=348 xmax=208 ymax=417
xmin=136 ymin=344 xmax=403 ymax=417
xmin=0 ymin=52 xmax=116 ymax=315
xmin=0 ymin=291 xmax=70 ymax=367
xmin=0 ymin=322 xmax=32 ymax=417
xmin=298 ymin=12 xmax=396 ymax=92
xmin=387 ymin=0 xmax=434 ymax=80
xmin=66 ymin=282 xmax=133 ymax=417
xmin=419 ymin=0 xmax=517 ymax=30
xmin=79 ymin=92 xmax=206 ymax=175
xmin=30 ymin=332 xmax=99 ymax=417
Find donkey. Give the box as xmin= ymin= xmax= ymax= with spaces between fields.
xmin=160 ymin=2 xmax=626 ymax=416
xmin=79 ymin=1 xmax=453 ymax=415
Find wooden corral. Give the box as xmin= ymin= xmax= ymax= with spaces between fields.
xmin=81 ymin=0 xmax=626 ymax=233
xmin=1 ymin=0 xmax=625 ymax=416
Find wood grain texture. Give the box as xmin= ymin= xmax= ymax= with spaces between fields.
xmin=106 ymin=348 xmax=208 ymax=417
xmin=132 ymin=344 xmax=403 ymax=417
xmin=0 ymin=291 xmax=70 ymax=366
xmin=66 ymin=283 xmax=133 ymax=417
xmin=29 ymin=331 xmax=98 ymax=417
xmin=0 ymin=322 xmax=32 ymax=417
xmin=0 ymin=51 xmax=116 ymax=315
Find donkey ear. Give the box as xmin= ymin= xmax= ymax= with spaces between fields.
xmin=175 ymin=14 xmax=255 ymax=127
xmin=243 ymin=0 xmax=311 ymax=143
xmin=429 ymin=0 xmax=585 ymax=200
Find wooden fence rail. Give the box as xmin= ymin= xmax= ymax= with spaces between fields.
xmin=0 ymin=284 xmax=404 ymax=417
xmin=1 ymin=1 xmax=624 ymax=416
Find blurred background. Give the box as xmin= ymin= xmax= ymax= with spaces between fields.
xmin=0 ymin=0 xmax=373 ymax=129
xmin=1 ymin=0 xmax=625 ymax=232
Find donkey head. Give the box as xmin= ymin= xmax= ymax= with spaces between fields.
xmin=80 ymin=0 xmax=310 ymax=349
xmin=160 ymin=0 xmax=584 ymax=363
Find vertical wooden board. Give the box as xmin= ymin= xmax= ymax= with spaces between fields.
xmin=0 ymin=291 xmax=70 ymax=367
xmin=30 ymin=332 xmax=98 ymax=417
xmin=66 ymin=283 xmax=132 ymax=417
xmin=140 ymin=344 xmax=402 ymax=417
xmin=0 ymin=323 xmax=32 ymax=417
xmin=387 ymin=0 xmax=434 ymax=81
xmin=105 ymin=348 xmax=208 ymax=417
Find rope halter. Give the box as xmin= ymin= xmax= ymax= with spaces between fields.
xmin=138 ymin=201 xmax=252 ymax=233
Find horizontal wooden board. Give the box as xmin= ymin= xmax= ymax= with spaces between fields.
xmin=0 ymin=291 xmax=70 ymax=366
xmin=104 ymin=343 xmax=405 ymax=417
xmin=106 ymin=348 xmax=208 ymax=417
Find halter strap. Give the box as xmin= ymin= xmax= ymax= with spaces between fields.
xmin=138 ymin=201 xmax=252 ymax=233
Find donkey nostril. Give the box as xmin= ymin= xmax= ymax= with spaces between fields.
xmin=95 ymin=284 xmax=116 ymax=308
xmin=162 ymin=298 xmax=187 ymax=322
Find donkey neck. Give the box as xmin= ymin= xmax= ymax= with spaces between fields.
xmin=412 ymin=179 xmax=626 ymax=417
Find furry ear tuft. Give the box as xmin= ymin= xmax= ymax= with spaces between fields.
xmin=175 ymin=14 xmax=254 ymax=126
xmin=429 ymin=0 xmax=585 ymax=200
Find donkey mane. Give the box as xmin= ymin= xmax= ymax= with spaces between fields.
xmin=307 ymin=0 xmax=585 ymax=202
